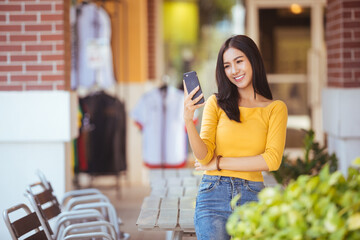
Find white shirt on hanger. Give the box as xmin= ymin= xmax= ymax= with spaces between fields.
xmin=74 ymin=3 xmax=115 ymax=89
xmin=131 ymin=86 xmax=187 ymax=168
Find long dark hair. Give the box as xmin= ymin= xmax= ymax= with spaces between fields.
xmin=215 ymin=35 xmax=272 ymax=122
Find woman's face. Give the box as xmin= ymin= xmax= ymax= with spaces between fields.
xmin=223 ymin=47 xmax=253 ymax=90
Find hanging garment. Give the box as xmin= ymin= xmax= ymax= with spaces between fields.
xmin=72 ymin=3 xmax=116 ymax=89
xmin=131 ymin=86 xmax=187 ymax=168
xmin=73 ymin=105 xmax=84 ymax=173
xmin=80 ymin=92 xmax=127 ymax=174
xmin=70 ymin=5 xmax=77 ymax=90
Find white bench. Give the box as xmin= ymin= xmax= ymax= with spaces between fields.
xmin=136 ymin=169 xmax=200 ymax=239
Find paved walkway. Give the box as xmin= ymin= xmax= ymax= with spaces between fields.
xmin=73 ymin=175 xmax=168 ymax=240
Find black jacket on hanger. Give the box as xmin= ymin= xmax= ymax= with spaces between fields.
xmin=80 ymin=91 xmax=127 ymax=174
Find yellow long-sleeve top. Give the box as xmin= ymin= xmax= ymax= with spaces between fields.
xmin=198 ymin=94 xmax=288 ymax=182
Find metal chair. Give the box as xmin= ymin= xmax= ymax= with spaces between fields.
xmin=3 ymin=203 xmax=115 ymax=240
xmin=25 ymin=181 xmax=117 ymax=240
xmin=36 ymin=170 xmax=105 ymax=208
xmin=3 ymin=203 xmax=51 ymax=240
xmin=36 ymin=170 xmax=130 ymax=240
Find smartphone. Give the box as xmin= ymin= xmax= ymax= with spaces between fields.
xmin=183 ymin=71 xmax=205 ymax=105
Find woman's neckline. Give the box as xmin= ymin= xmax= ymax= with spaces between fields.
xmin=238 ymin=100 xmax=279 ymax=109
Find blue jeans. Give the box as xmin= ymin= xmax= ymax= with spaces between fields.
xmin=194 ymin=175 xmax=265 ymax=240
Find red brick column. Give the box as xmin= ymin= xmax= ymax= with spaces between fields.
xmin=324 ymin=0 xmax=360 ymax=175
xmin=326 ymin=0 xmax=360 ymax=87
xmin=0 ymin=0 xmax=69 ymax=91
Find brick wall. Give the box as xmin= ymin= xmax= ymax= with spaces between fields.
xmin=0 ymin=0 xmax=69 ymax=91
xmin=326 ymin=0 xmax=360 ymax=87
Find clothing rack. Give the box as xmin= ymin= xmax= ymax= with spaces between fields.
xmin=73 ymin=0 xmax=128 ymax=199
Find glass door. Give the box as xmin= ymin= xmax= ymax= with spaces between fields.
xmin=259 ymin=8 xmax=311 ymax=149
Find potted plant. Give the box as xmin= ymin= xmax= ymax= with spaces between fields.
xmin=272 ymin=129 xmax=338 ymax=186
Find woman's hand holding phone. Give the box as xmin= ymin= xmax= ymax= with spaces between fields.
xmin=183 ymin=81 xmax=205 ymax=123
xmin=183 ymin=71 xmax=208 ymax=166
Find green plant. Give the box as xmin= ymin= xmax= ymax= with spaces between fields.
xmin=352 ymin=157 xmax=360 ymax=168
xmin=272 ymin=129 xmax=338 ymax=185
xmin=226 ymin=165 xmax=360 ymax=240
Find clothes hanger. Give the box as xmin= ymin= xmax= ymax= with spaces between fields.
xmin=159 ymin=75 xmax=170 ymax=94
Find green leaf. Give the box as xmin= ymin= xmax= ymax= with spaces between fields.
xmin=347 ymin=213 xmax=360 ymax=231
xmin=319 ymin=164 xmax=330 ymax=181
xmin=339 ymin=191 xmax=354 ymax=208
xmin=328 ymin=171 xmax=344 ymax=186
xmin=329 ymin=228 xmax=346 ymax=240
xmin=258 ymin=187 xmax=282 ymax=205
xmin=352 ymin=157 xmax=360 ymax=166
xmin=230 ymin=194 xmax=241 ymax=210
xmin=306 ymin=175 xmax=320 ymax=193
xmin=324 ymin=204 xmax=343 ymax=233
xmin=347 ymin=168 xmax=359 ymax=181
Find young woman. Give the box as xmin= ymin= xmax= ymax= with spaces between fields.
xmin=183 ymin=35 xmax=288 ymax=240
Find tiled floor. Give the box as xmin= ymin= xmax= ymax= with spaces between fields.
xmin=74 ymin=175 xmax=167 ymax=240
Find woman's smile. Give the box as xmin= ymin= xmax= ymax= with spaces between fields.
xmin=234 ymin=74 xmax=245 ymax=82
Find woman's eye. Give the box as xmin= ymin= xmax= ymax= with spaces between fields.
xmin=224 ymin=65 xmax=229 ymax=69
xmin=237 ymin=60 xmax=243 ymax=64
